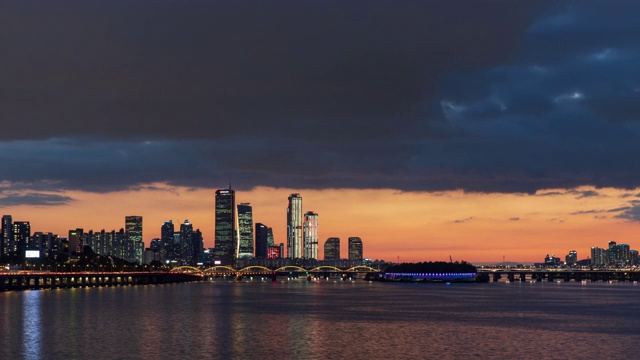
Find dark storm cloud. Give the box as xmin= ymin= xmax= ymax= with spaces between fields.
xmin=0 ymin=193 xmax=74 ymax=207
xmin=2 ymin=1 xmax=640 ymax=196
xmin=0 ymin=0 xmax=548 ymax=141
xmin=615 ymin=206 xmax=640 ymax=222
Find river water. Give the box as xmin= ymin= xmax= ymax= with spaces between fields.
xmin=2 ymin=279 xmax=640 ymax=359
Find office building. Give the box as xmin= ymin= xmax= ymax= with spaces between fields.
xmin=287 ymin=194 xmax=303 ymax=259
xmin=125 ymin=216 xmax=143 ymax=264
xmin=256 ymin=223 xmax=269 ymax=258
xmin=348 ymin=237 xmax=363 ymax=261
xmin=161 ymin=220 xmax=177 ymax=263
xmin=303 ymin=211 xmax=318 ymax=259
xmin=192 ymin=229 xmax=203 ymax=264
xmin=215 ymin=188 xmax=237 ymax=265
xmin=180 ymin=220 xmax=194 ymax=265
xmin=237 ymin=203 xmax=254 ymax=258
xmin=324 ymin=237 xmax=340 ymax=261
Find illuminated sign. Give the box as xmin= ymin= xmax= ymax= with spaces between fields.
xmin=214 ymin=260 xmax=222 ymax=265
xmin=25 ymin=250 xmax=40 ymax=258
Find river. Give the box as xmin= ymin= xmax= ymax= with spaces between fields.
xmin=2 ymin=279 xmax=640 ymax=359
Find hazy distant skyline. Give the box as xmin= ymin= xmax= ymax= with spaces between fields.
xmin=2 ymin=1 xmax=640 ymax=262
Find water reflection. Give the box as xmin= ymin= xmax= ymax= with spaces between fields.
xmin=22 ymin=291 xmax=42 ymax=360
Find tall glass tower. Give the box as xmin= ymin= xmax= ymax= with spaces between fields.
xmin=180 ymin=220 xmax=193 ymax=265
xmin=125 ymin=216 xmax=143 ymax=264
xmin=255 ymin=223 xmax=269 ymax=258
xmin=303 ymin=211 xmax=318 ymax=259
xmin=287 ymin=194 xmax=303 ymax=259
xmin=237 ymin=203 xmax=254 ymax=258
xmin=215 ymin=188 xmax=236 ymax=265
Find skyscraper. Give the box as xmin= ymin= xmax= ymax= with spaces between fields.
xmin=255 ymin=223 xmax=269 ymax=258
xmin=237 ymin=203 xmax=254 ymax=258
xmin=161 ymin=220 xmax=176 ymax=263
xmin=287 ymin=194 xmax=303 ymax=259
xmin=192 ymin=229 xmax=203 ymax=264
xmin=303 ymin=211 xmax=318 ymax=259
xmin=348 ymin=237 xmax=363 ymax=262
xmin=180 ymin=220 xmax=194 ymax=264
xmin=125 ymin=216 xmax=143 ymax=264
xmin=324 ymin=237 xmax=340 ymax=261
xmin=215 ymin=188 xmax=236 ymax=265
xmin=2 ymin=215 xmax=13 ymax=258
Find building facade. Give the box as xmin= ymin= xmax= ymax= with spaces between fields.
xmin=348 ymin=237 xmax=363 ymax=262
xmin=287 ymin=194 xmax=303 ymax=259
xmin=324 ymin=237 xmax=340 ymax=261
xmin=237 ymin=203 xmax=254 ymax=258
xmin=215 ymin=188 xmax=237 ymax=265
xmin=303 ymin=211 xmax=318 ymax=259
xmin=125 ymin=216 xmax=143 ymax=264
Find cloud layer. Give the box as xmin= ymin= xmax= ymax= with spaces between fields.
xmin=2 ymin=1 xmax=640 ymax=196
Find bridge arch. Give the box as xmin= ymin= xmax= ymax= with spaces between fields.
xmin=171 ymin=266 xmax=204 ymax=274
xmin=274 ymin=266 xmax=308 ymax=273
xmin=203 ymin=266 xmax=237 ymax=274
xmin=345 ymin=266 xmax=379 ymax=272
xmin=238 ymin=266 xmax=274 ymax=273
xmin=309 ymin=266 xmax=342 ymax=273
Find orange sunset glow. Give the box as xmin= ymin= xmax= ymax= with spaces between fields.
xmin=4 ymin=185 xmax=640 ymax=264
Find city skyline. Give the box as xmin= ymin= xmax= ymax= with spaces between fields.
xmin=2 ymin=2 xmax=640 ymax=263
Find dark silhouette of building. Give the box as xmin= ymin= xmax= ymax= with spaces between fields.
xmin=161 ymin=220 xmax=177 ymax=264
xmin=215 ymin=188 xmax=236 ymax=265
xmin=256 ymin=223 xmax=269 ymax=258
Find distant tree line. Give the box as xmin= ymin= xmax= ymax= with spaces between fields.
xmin=384 ymin=261 xmax=476 ymax=274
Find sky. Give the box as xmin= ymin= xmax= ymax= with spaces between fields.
xmin=2 ymin=1 xmax=640 ymax=263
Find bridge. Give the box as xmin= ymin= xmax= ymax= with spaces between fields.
xmin=170 ymin=265 xmax=380 ymax=280
xmin=0 ymin=271 xmax=202 ymax=292
xmin=477 ymin=268 xmax=640 ymax=283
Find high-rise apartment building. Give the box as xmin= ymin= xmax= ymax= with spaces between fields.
xmin=324 ymin=237 xmax=340 ymax=261
xmin=287 ymin=194 xmax=303 ymax=259
xmin=12 ymin=221 xmax=31 ymax=261
xmin=1 ymin=215 xmax=12 ymax=258
xmin=237 ymin=203 xmax=254 ymax=258
xmin=303 ymin=211 xmax=318 ymax=259
xmin=215 ymin=188 xmax=237 ymax=265
xmin=591 ymin=247 xmax=607 ymax=267
xmin=348 ymin=237 xmax=363 ymax=262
